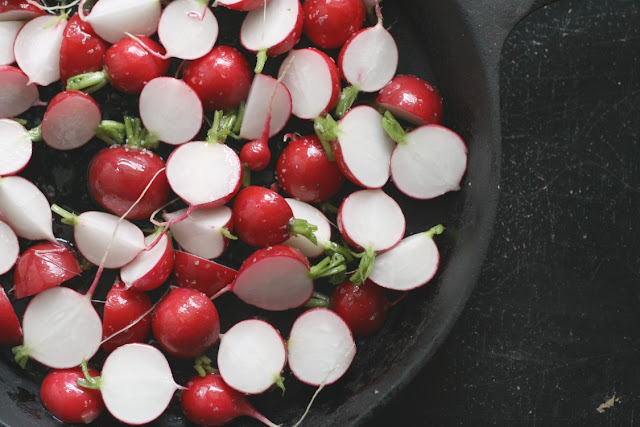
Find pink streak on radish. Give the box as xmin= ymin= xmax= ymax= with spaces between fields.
xmin=158 ymin=0 xmax=218 ymax=60
xmin=0 ymin=220 xmax=18 ymax=274
xmin=0 ymin=21 xmax=24 ymax=65
xmin=239 ymin=73 xmax=292 ymax=140
xmin=41 ymin=91 xmax=101 ymax=151
xmin=0 ymin=119 xmax=32 ymax=176
xmin=0 ymin=176 xmax=55 ymax=242
xmin=0 ymin=65 xmax=39 ymax=119
xmin=83 ymin=0 xmax=161 ymax=44
xmin=13 ymin=15 xmax=66 ymax=86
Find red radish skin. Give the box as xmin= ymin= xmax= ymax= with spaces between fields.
xmin=0 ymin=65 xmax=38 ymax=119
xmin=0 ymin=119 xmax=32 ymax=176
xmin=215 ymin=0 xmax=268 ymax=11
xmin=13 ymin=242 xmax=82 ymax=299
xmin=40 ymin=367 xmax=105 ymax=424
xmin=240 ymin=139 xmax=271 ymax=172
xmin=59 ymin=14 xmax=107 ymax=85
xmin=182 ymin=45 xmax=252 ymax=112
xmin=302 ymin=0 xmax=365 ymax=50
xmin=330 ymin=279 xmax=389 ymax=336
xmin=376 ymin=75 xmax=444 ymax=126
xmin=152 ymin=288 xmax=220 ymax=358
xmin=0 ymin=0 xmax=45 ymax=21
xmin=0 ymin=220 xmax=18 ymax=275
xmin=173 ymin=251 xmax=237 ymax=297
xmin=80 ymin=0 xmax=162 ymax=44
xmin=239 ymin=73 xmax=292 ymax=141
xmin=89 ymin=146 xmax=169 ymax=220
xmin=120 ymin=232 xmax=173 ymax=291
xmin=41 ymin=90 xmax=102 ymax=151
xmin=0 ymin=176 xmax=56 ymax=243
xmin=0 ymin=287 xmax=22 ymax=345
xmin=101 ymin=280 xmax=152 ymax=353
xmin=0 ymin=21 xmax=24 ymax=66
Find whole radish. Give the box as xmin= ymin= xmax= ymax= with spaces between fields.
xmin=59 ymin=14 xmax=108 ymax=85
xmin=330 ymin=279 xmax=390 ymax=336
xmin=78 ymin=0 xmax=162 ymax=44
xmin=376 ymin=75 xmax=444 ymax=126
xmin=40 ymin=366 xmax=105 ymax=424
xmin=240 ymin=139 xmax=271 ymax=172
xmin=0 ymin=176 xmax=56 ymax=243
xmin=41 ymin=90 xmax=102 ymax=150
xmin=120 ymin=230 xmax=174 ymax=291
xmin=172 ymin=251 xmax=237 ymax=297
xmin=0 ymin=21 xmax=24 ymax=66
xmin=14 ymin=14 xmax=66 ymax=86
xmin=101 ymin=280 xmax=152 ymax=353
xmin=0 ymin=287 xmax=22 ymax=345
xmin=303 ymin=0 xmax=365 ymax=50
xmin=0 ymin=65 xmax=38 ymax=119
xmin=0 ymin=220 xmax=19 ymax=275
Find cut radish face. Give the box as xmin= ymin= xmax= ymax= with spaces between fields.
xmin=41 ymin=91 xmax=102 ymax=150
xmin=20 ymin=287 xmax=102 ymax=368
xmin=218 ymin=319 xmax=286 ymax=394
xmin=216 ymin=0 xmax=267 ymax=11
xmin=0 ymin=118 xmax=32 ymax=176
xmin=83 ymin=0 xmax=162 ymax=44
xmin=287 ymin=308 xmax=356 ymax=386
xmin=368 ymin=226 xmax=442 ymax=291
xmin=376 ymin=75 xmax=443 ymax=126
xmin=164 ymin=206 xmax=233 ymax=260
xmin=240 ymin=0 xmax=302 ymax=57
xmin=100 ymin=343 xmax=180 ymax=425
xmin=166 ymin=141 xmax=242 ymax=208
xmin=0 ymin=65 xmax=38 ymax=119
xmin=0 ymin=220 xmax=18 ymax=274
xmin=239 ymin=74 xmax=292 ymax=141
xmin=284 ymin=199 xmax=331 ymax=258
xmin=337 ymin=188 xmax=405 ymax=252
xmin=0 ymin=21 xmax=24 ymax=66
xmin=158 ymin=0 xmax=218 ymax=60
xmin=139 ymin=77 xmax=203 ymax=145
xmin=173 ymin=251 xmax=237 ymax=297
xmin=0 ymin=1 xmax=44 ymax=21
xmin=14 ymin=15 xmax=66 ymax=86
xmin=0 ymin=176 xmax=55 ymax=242
xmin=277 ymin=48 xmax=340 ymax=120
xmin=120 ymin=232 xmax=174 ymax=291
xmin=0 ymin=287 xmax=22 ymax=345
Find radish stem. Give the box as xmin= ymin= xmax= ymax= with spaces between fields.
xmin=254 ymin=49 xmax=268 ymax=74
xmin=350 ymin=247 xmax=376 ymax=285
xmin=95 ymin=120 xmax=126 ymax=145
xmin=313 ymin=115 xmax=339 ymax=161
xmin=11 ymin=346 xmax=30 ymax=369
xmin=381 ymin=110 xmax=407 ymax=144
xmin=27 ymin=125 xmax=42 ymax=142
xmin=334 ymin=85 xmax=360 ymax=119
xmin=206 ymin=110 xmax=239 ymax=144
xmin=304 ymin=291 xmax=331 ymax=308
xmin=219 ymin=227 xmax=238 ymax=240
xmin=51 ymin=204 xmax=79 ymax=226
xmin=289 ymin=218 xmax=318 ymax=245
xmin=309 ymin=253 xmax=347 ymax=280
xmin=426 ymin=223 xmax=445 ymax=238
xmin=77 ymin=359 xmax=102 ymax=390
xmin=66 ymin=70 xmax=108 ymax=94
xmin=124 ymin=116 xmax=159 ymax=150
xmin=322 ymin=241 xmax=355 ymax=263
xmin=194 ymin=354 xmax=216 ymax=377
xmin=274 ymin=374 xmax=286 ymax=395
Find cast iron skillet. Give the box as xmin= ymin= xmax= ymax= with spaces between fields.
xmin=0 ymin=0 xmax=552 ymax=425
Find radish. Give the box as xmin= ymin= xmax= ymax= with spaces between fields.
xmin=59 ymin=14 xmax=108 ymax=85
xmin=215 ymin=0 xmax=268 ymax=11
xmin=330 ymin=279 xmax=389 ymax=336
xmin=283 ymin=198 xmax=331 ymax=259
xmin=0 ymin=65 xmax=38 ymax=118
xmin=241 ymin=138 xmax=271 ymax=172
xmin=163 ymin=206 xmax=234 ymax=260
xmin=0 ymin=175 xmax=55 ymax=242
xmin=239 ymin=73 xmax=292 ymax=141
xmin=157 ymin=0 xmax=218 ymax=60
xmin=376 ymin=75 xmax=444 ymax=126
xmin=40 ymin=90 xmax=101 ymax=150
xmin=0 ymin=21 xmax=24 ymax=66
xmin=382 ymin=113 xmax=468 ymax=199
xmin=152 ymin=287 xmax=220 ymax=358
xmin=315 ymin=106 xmax=395 ymax=188
xmin=0 ymin=118 xmax=32 ymax=176
xmin=239 ymin=0 xmax=303 ymax=73
xmin=287 ymin=308 xmax=356 ymax=386
xmin=40 ymin=366 xmax=105 ymax=424
xmin=302 ymin=0 xmax=365 ymax=50
xmin=0 ymin=220 xmax=18 ymax=275
xmin=217 ymin=319 xmax=287 ymax=394
xmin=0 ymin=0 xmax=44 ymax=21
xmin=120 ymin=230 xmax=173 ymax=291
xmin=139 ymin=77 xmax=203 ymax=145
xmin=173 ymin=250 xmax=237 ymax=297
xmin=368 ymin=224 xmax=444 ymax=291
xmin=13 ymin=241 xmax=82 ymax=299
xmin=14 ymin=14 xmax=66 ymax=86
xmin=101 ymin=280 xmax=152 ymax=353
xmin=181 ymin=373 xmax=280 ymax=427
xmin=0 ymin=287 xmax=22 ymax=345
xmin=79 ymin=0 xmax=162 ymax=44
xmin=277 ymin=48 xmax=340 ymax=120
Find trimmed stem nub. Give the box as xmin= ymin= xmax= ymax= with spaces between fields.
xmin=77 ymin=359 xmax=102 ymax=390
xmin=350 ymin=247 xmax=376 ymax=286
xmin=381 ymin=110 xmax=407 ymax=144
xmin=12 ymin=345 xmax=30 ymax=369
xmin=66 ymin=70 xmax=108 ymax=94
xmin=274 ymin=374 xmax=286 ymax=395
xmin=51 ymin=204 xmax=79 ymax=226
xmin=254 ymin=49 xmax=268 ymax=74
xmin=206 ymin=110 xmax=239 ymax=145
xmin=289 ymin=218 xmax=318 ymax=245
xmin=309 ymin=253 xmax=347 ymax=280
xmin=426 ymin=224 xmax=445 ymax=239
xmin=28 ymin=125 xmax=42 ymax=142
xmin=124 ymin=116 xmax=159 ymax=150
xmin=96 ymin=120 xmax=126 ymax=145
xmin=313 ymin=115 xmax=339 ymax=161
xmin=194 ymin=354 xmax=217 ymax=377
xmin=334 ymin=85 xmax=360 ymax=119
xmin=305 ymin=291 xmax=331 ymax=308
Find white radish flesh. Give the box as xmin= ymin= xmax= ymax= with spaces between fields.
xmin=284 ymin=199 xmax=330 ymax=258
xmin=139 ymin=77 xmax=203 ymax=145
xmin=166 ymin=141 xmax=241 ymax=208
xmin=0 ymin=8 xmax=42 ymax=22
xmin=335 ymin=106 xmax=395 ymax=188
xmin=163 ymin=206 xmax=232 ymax=259
xmin=0 ymin=220 xmax=18 ymax=274
xmin=0 ymin=118 xmax=31 ymax=176
xmin=337 ymin=189 xmax=405 ymax=252
xmin=239 ymin=74 xmax=292 ymax=140
xmin=13 ymin=15 xmax=65 ymax=86
xmin=0 ymin=65 xmax=38 ymax=119
xmin=218 ymin=319 xmax=287 ymax=394
xmin=41 ymin=92 xmax=102 ymax=151
xmin=391 ymin=125 xmax=468 ymax=199
xmin=158 ymin=0 xmax=218 ymax=60
xmin=21 ymin=287 xmax=102 ymax=368
xmin=0 ymin=176 xmax=55 ymax=242
xmin=120 ymin=233 xmax=170 ymax=289
xmin=240 ymin=0 xmax=300 ymax=52
xmin=84 ymin=0 xmax=161 ymax=44
xmin=287 ymin=308 xmax=356 ymax=386
xmin=0 ymin=21 xmax=24 ymax=66
xmin=100 ymin=343 xmax=180 ymax=425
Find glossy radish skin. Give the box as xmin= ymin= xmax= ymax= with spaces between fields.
xmin=101 ymin=280 xmax=152 ymax=353
xmin=0 ymin=1 xmax=44 ymax=21
xmin=0 ymin=220 xmax=18 ymax=275
xmin=0 ymin=119 xmax=31 ymax=176
xmin=41 ymin=91 xmax=102 ymax=151
xmin=182 ymin=45 xmax=252 ymax=112
xmin=376 ymin=75 xmax=443 ymax=126
xmin=59 ymin=14 xmax=107 ymax=85
xmin=0 ymin=65 xmax=38 ymax=119
xmin=0 ymin=287 xmax=22 ymax=345
xmin=13 ymin=242 xmax=81 ymax=299
xmin=40 ymin=367 xmax=105 ymax=424
xmin=88 ymin=146 xmax=169 ymax=220
xmin=241 ymin=139 xmax=271 ymax=171
xmin=283 ymin=199 xmax=331 ymax=258
xmin=14 ymin=15 xmax=66 ymax=86
xmin=0 ymin=176 xmax=55 ymax=243
xmin=239 ymin=73 xmax=292 ymax=141
xmin=152 ymin=288 xmax=220 ymax=358
xmin=240 ymin=0 xmax=303 ymax=57
xmin=82 ymin=0 xmax=162 ymax=44
xmin=276 ymin=134 xmax=345 ymax=202
xmin=172 ymin=251 xmax=237 ymax=297
xmin=330 ymin=279 xmax=389 ymax=336
xmin=157 ymin=0 xmax=218 ymax=60
xmin=302 ymin=0 xmax=365 ymax=50
xmin=120 ymin=232 xmax=173 ymax=291
xmin=215 ymin=0 xmax=268 ymax=11
xmin=0 ymin=21 xmax=24 ymax=66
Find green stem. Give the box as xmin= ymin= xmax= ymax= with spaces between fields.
xmin=334 ymin=85 xmax=360 ymax=119
xmin=11 ymin=345 xmax=30 ymax=369
xmin=426 ymin=224 xmax=445 ymax=238
xmin=233 ymin=102 xmax=245 ymax=134
xmin=219 ymin=227 xmax=238 ymax=240
xmin=322 ymin=241 xmax=355 ymax=263
xmin=273 ymin=375 xmax=286 ymax=396
xmin=318 ymin=201 xmax=339 ymax=215
xmin=350 ymin=247 xmax=376 ymax=286
xmin=304 ymin=291 xmax=331 ymax=308
xmin=381 ymin=110 xmax=407 ymax=144
xmin=194 ymin=354 xmax=217 ymax=377
xmin=27 ymin=125 xmax=42 ymax=142
xmin=313 ymin=115 xmax=339 ymax=161
xmin=77 ymin=359 xmax=102 ymax=390
xmin=66 ymin=70 xmax=108 ymax=94
xmin=11 ymin=118 xmax=27 ymax=126
xmin=254 ymin=49 xmax=268 ymax=74
xmin=207 ymin=110 xmax=239 ymax=145
xmin=289 ymin=218 xmax=318 ymax=245
xmin=95 ymin=120 xmax=126 ymax=145
xmin=51 ymin=204 xmax=79 ymax=226
xmin=124 ymin=116 xmax=159 ymax=150
xmin=309 ymin=253 xmax=347 ymax=280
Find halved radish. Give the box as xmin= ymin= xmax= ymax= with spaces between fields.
xmin=14 ymin=14 xmax=66 ymax=86
xmin=0 ymin=65 xmax=38 ymax=118
xmin=80 ymin=0 xmax=162 ymax=44
xmin=0 ymin=287 xmax=22 ymax=345
xmin=0 ymin=176 xmax=55 ymax=242
xmin=120 ymin=230 xmax=174 ymax=291
xmin=283 ymin=198 xmax=331 ymax=258
xmin=239 ymin=73 xmax=292 ymax=141
xmin=173 ymin=251 xmax=237 ymax=297
xmin=277 ymin=48 xmax=340 ymax=120
xmin=0 ymin=21 xmax=24 ymax=65
xmin=376 ymin=75 xmax=443 ymax=126
xmin=41 ymin=90 xmax=102 ymax=150
xmin=287 ymin=308 xmax=356 ymax=386
xmin=0 ymin=118 xmax=32 ymax=176
xmin=157 ymin=0 xmax=218 ymax=60
xmin=139 ymin=77 xmax=203 ymax=145
xmin=215 ymin=0 xmax=267 ymax=11
xmin=0 ymin=1 xmax=44 ymax=21
xmin=0 ymin=220 xmax=18 ymax=274
xmin=368 ymin=225 xmax=443 ymax=291
xmin=218 ymin=319 xmax=287 ymax=394
xmin=163 ymin=206 xmax=233 ymax=260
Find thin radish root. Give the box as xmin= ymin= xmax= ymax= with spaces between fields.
xmin=124 ymin=32 xmax=169 ymax=61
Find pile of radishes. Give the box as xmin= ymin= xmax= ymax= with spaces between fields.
xmin=0 ymin=0 xmax=467 ymax=424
